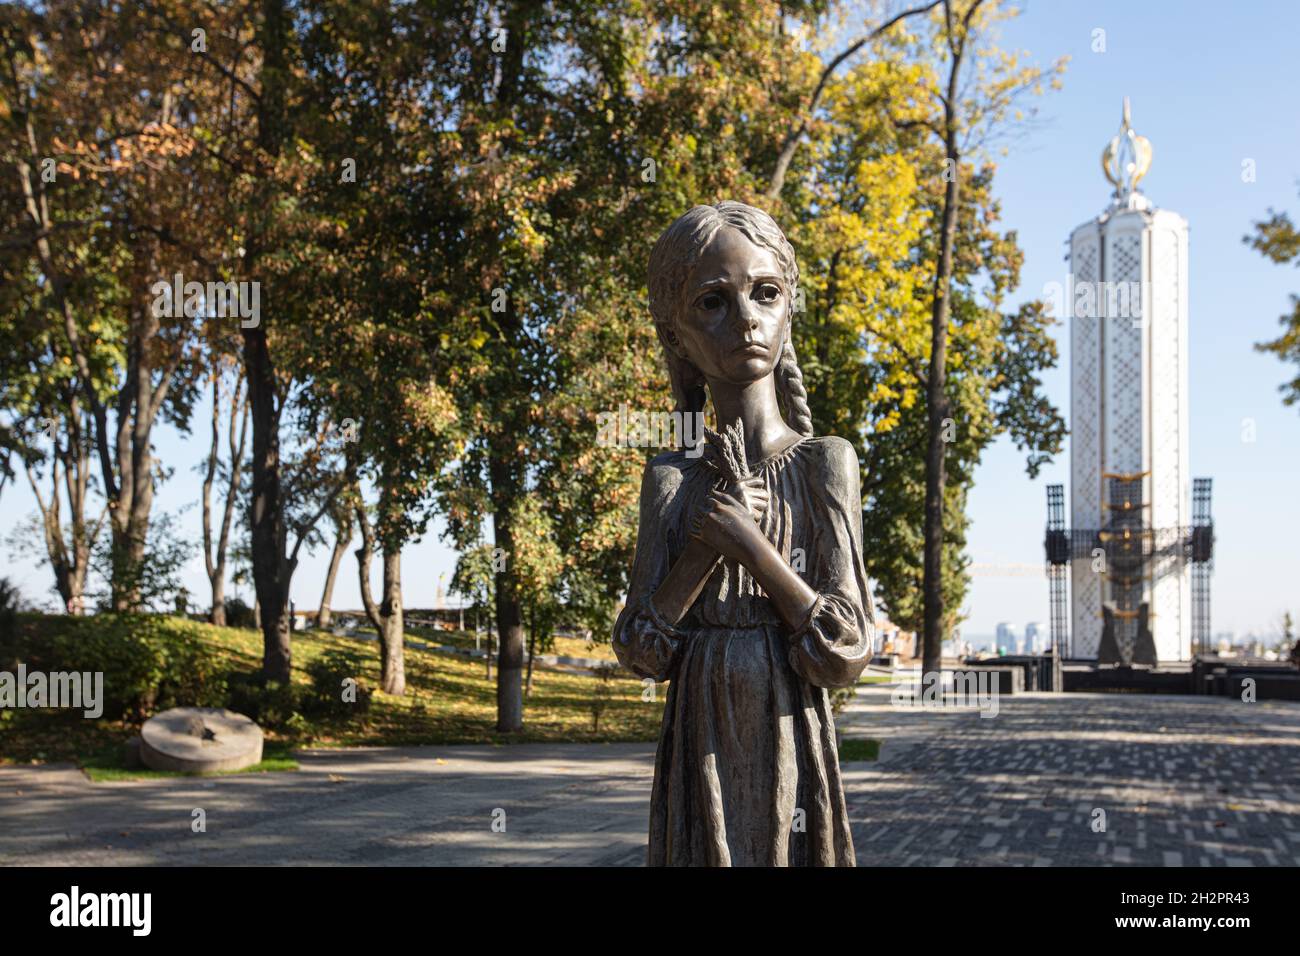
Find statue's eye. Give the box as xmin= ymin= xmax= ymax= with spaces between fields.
xmin=697 ymin=292 xmax=724 ymax=311
xmin=754 ymin=283 xmax=781 ymax=303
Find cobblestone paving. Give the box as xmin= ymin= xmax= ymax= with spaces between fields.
xmin=838 ymin=688 xmax=1300 ymax=866
xmin=2 ymin=688 xmax=1296 ymax=865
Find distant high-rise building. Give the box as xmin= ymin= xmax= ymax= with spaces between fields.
xmin=995 ymin=622 xmax=1019 ymax=656
xmin=1025 ymin=621 xmax=1044 ymax=654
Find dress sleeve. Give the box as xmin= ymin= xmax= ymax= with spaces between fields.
xmin=611 ymin=459 xmax=687 ymax=682
xmin=786 ymin=437 xmax=876 ymax=688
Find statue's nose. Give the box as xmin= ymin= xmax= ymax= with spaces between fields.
xmin=731 ymin=298 xmax=760 ymax=333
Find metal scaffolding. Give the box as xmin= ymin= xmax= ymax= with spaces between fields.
xmin=1043 ymin=478 xmax=1214 ymax=664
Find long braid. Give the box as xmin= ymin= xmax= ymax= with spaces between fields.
xmin=665 ymin=349 xmax=707 ymax=432
xmin=776 ymin=337 xmax=815 ymax=437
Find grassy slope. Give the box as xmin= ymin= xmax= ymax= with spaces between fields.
xmin=2 ymin=616 xmax=880 ymax=771
xmin=0 ymin=616 xmax=666 ymax=769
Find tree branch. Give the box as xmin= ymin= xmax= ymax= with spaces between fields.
xmin=765 ymin=0 xmax=943 ymax=199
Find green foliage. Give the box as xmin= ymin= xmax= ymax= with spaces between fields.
xmin=3 ymin=615 xmax=665 ymax=767
xmin=829 ymin=685 xmax=857 ymax=716
xmin=224 ymin=674 xmax=302 ymax=732
xmin=303 ymin=648 xmax=373 ymax=718
xmin=222 ymin=596 xmax=257 ymax=629
xmin=788 ymin=18 xmax=1067 ymax=636
xmin=451 ymin=544 xmax=497 ymax=622
xmin=90 ymin=513 xmax=194 ymax=615
xmin=0 ymin=577 xmax=23 ymax=666
xmin=1246 ymin=197 xmax=1300 ymax=408
xmin=838 ymin=738 xmax=881 ymax=762
xmin=7 ymin=613 xmax=228 ymax=721
xmin=0 ymin=0 xmax=1072 ymax=681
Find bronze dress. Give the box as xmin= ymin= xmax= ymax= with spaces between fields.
xmin=612 ymin=435 xmax=874 ymax=866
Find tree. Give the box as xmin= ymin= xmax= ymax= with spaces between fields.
xmin=1 ymin=2 xmax=220 ymax=612
xmin=509 ymin=496 xmax=564 ymax=698
xmin=1245 ymin=191 xmax=1300 ymax=408
xmin=452 ymin=543 xmax=498 ymax=680
xmin=450 ymin=0 xmax=949 ymax=728
xmin=434 ymin=0 xmax=854 ymax=732
xmin=242 ymin=0 xmax=295 ymax=681
xmin=0 ymin=273 xmax=106 ymax=612
xmin=778 ymin=2 xmax=1065 ymax=650
xmin=314 ymin=499 xmax=353 ymax=630
xmin=918 ymin=0 xmax=979 ymax=677
xmin=878 ymin=0 xmax=1062 ymax=671
xmin=286 ymin=0 xmax=468 ymax=693
xmin=1280 ymin=610 xmax=1298 ymax=667
xmin=200 ymin=359 xmax=248 ymax=625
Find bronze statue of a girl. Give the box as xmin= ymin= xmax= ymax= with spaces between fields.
xmin=613 ymin=201 xmax=875 ymax=866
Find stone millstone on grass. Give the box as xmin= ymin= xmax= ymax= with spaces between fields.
xmin=139 ymin=707 xmax=264 ymax=774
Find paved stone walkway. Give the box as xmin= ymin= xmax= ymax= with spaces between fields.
xmin=837 ymin=688 xmax=1300 ymax=866
xmin=2 ymin=688 xmax=1297 ymax=866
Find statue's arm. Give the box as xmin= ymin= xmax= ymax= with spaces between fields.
xmin=781 ymin=437 xmax=874 ymax=687
xmin=611 ymin=460 xmax=702 ymax=680
xmin=687 ymin=485 xmax=817 ymax=632
xmin=650 ymin=474 xmax=769 ymax=626
xmin=691 ymin=437 xmax=873 ymax=687
xmin=648 ymin=537 xmax=721 ymax=626
xmin=655 ymin=525 xmax=817 ymax=634
xmin=729 ymin=534 xmax=819 ymax=632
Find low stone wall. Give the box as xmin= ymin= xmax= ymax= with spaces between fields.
xmin=1197 ymin=663 xmax=1300 ymax=701
xmin=950 ymin=665 xmax=1024 ymax=696
xmin=1062 ymin=666 xmax=1194 ymax=694
xmin=960 ymin=655 xmax=1059 ymax=691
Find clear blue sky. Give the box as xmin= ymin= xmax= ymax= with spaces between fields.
xmin=965 ymin=0 xmax=1300 ymax=640
xmin=3 ymin=0 xmax=1298 ymax=643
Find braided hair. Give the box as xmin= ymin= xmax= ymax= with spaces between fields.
xmin=646 ymin=201 xmax=815 ymax=440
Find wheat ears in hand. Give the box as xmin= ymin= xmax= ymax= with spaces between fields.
xmin=702 ymin=419 xmax=749 ymax=483
xmin=690 ymin=420 xmax=750 ymax=539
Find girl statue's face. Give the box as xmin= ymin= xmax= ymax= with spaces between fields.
xmin=671 ymin=226 xmax=789 ymax=386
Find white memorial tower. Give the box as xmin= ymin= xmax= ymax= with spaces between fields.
xmin=1045 ymin=100 xmax=1213 ymax=666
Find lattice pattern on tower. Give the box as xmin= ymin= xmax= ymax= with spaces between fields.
xmin=1045 ymin=476 xmax=1215 ymax=665
xmin=1191 ymin=478 xmax=1214 ymax=656
xmin=1106 ymin=233 xmax=1144 ymax=475
xmin=1045 ymin=485 xmax=1069 ymax=656
xmin=1101 ymin=473 xmax=1148 ymax=664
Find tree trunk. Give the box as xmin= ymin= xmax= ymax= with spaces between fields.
xmin=525 ymin=604 xmax=536 ymax=699
xmin=108 ymin=298 xmax=166 ymax=612
xmin=922 ymin=2 xmax=969 ymax=679
xmin=316 ymin=522 xmax=351 ymax=629
xmin=480 ymin=2 xmax=532 ymax=733
xmin=203 ymin=371 xmax=247 ymax=627
xmin=378 ymin=549 xmax=405 ymax=695
xmin=489 ymin=451 xmax=525 ymax=732
xmin=210 ymin=577 xmax=227 ymax=627
xmin=26 ymin=401 xmax=98 ymax=615
xmin=245 ymin=0 xmax=292 ymax=683
xmin=488 ymin=502 xmax=525 ymax=733
xmin=354 ymin=491 xmax=406 ymax=695
xmin=244 ymin=323 xmax=289 ymax=680
xmin=203 ymin=371 xmax=222 ymax=624
xmin=28 ymin=458 xmax=73 ymax=611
